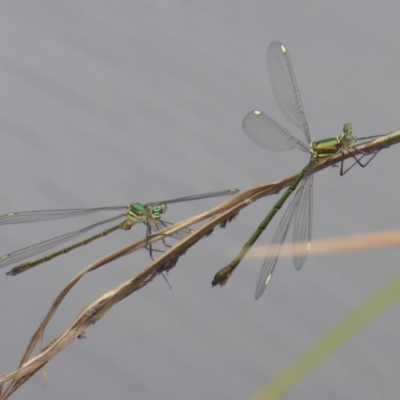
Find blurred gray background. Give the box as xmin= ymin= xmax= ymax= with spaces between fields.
xmin=0 ymin=1 xmax=399 ymax=399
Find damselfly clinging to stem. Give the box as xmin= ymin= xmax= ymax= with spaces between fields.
xmin=0 ymin=188 xmax=239 ymax=276
xmin=212 ymin=42 xmax=380 ymax=299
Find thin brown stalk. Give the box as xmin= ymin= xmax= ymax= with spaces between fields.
xmin=1 ymin=132 xmax=399 ymax=399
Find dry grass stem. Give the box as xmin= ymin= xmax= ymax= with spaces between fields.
xmin=0 ymin=132 xmax=398 ymax=398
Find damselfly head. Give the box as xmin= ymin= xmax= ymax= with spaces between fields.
xmin=150 ymin=204 xmax=167 ymax=219
xmin=343 ymin=123 xmax=353 ymax=135
xmin=341 ymin=123 xmax=357 ymax=146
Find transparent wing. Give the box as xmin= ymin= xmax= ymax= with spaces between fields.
xmin=0 ymin=207 xmax=127 ymax=225
xmin=149 ymin=220 xmax=193 ymax=240
xmin=0 ymin=191 xmax=238 ymax=225
xmin=147 ymin=189 xmax=239 ymax=206
xmin=292 ymin=166 xmax=313 ymax=270
xmin=267 ymin=41 xmax=311 ymax=144
xmin=243 ymin=110 xmax=309 ymax=153
xmin=0 ymin=214 xmax=126 ymax=268
xmin=254 ymin=165 xmax=312 ymax=300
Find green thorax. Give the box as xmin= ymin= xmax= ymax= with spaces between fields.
xmin=124 ymin=202 xmax=167 ymax=228
xmin=311 ymin=123 xmax=357 ymax=160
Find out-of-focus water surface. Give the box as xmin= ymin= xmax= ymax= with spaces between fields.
xmin=0 ymin=2 xmax=399 ymax=399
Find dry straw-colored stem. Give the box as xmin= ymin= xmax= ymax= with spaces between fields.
xmin=0 ymin=132 xmax=398 ymax=399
